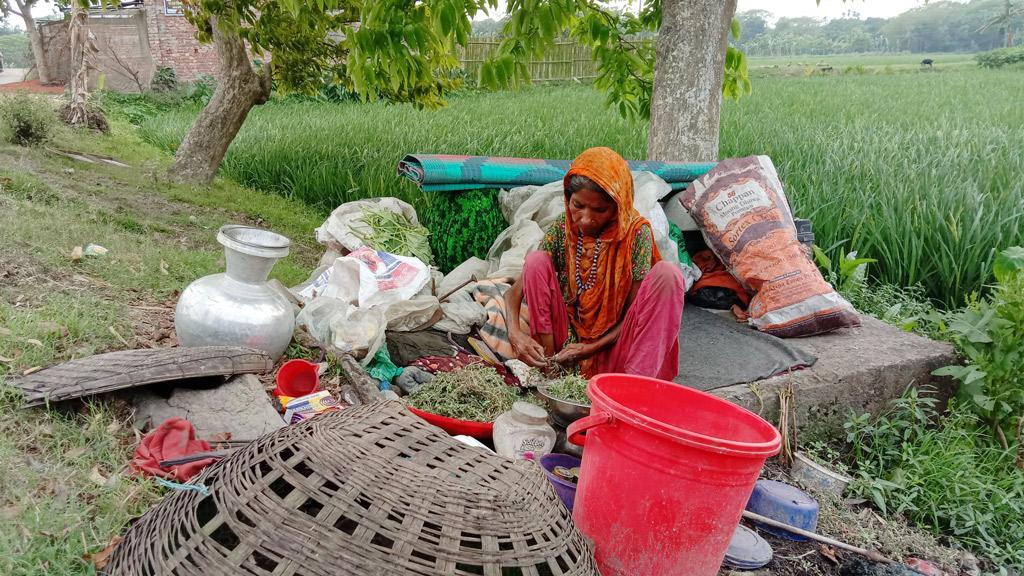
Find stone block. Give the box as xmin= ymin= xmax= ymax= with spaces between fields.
xmin=133 ymin=373 xmax=284 ymax=442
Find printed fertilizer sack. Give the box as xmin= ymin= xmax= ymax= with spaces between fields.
xmin=682 ymin=156 xmax=859 ymax=337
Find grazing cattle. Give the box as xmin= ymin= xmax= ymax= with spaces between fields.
xmin=921 ymin=58 xmax=934 ymax=67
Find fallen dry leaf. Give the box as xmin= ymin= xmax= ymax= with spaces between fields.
xmin=0 ymin=355 xmax=14 ymax=363
xmin=70 ymin=246 xmax=84 ymax=261
xmin=208 ymin=431 xmax=233 ymax=444
xmin=106 ymin=420 xmax=121 ymax=435
xmin=819 ymin=544 xmax=841 ymax=565
xmin=64 ymin=447 xmax=87 ymax=459
xmin=24 ymin=338 xmax=44 ymax=348
xmin=82 ymin=535 xmax=123 ymax=570
xmin=89 ymin=466 xmax=108 ymax=486
xmin=159 ymin=260 xmax=169 ymax=275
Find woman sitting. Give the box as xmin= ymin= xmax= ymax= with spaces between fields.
xmin=504 ymin=147 xmax=685 ymax=380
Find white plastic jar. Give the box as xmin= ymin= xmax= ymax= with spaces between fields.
xmin=493 ymin=401 xmax=556 ymax=459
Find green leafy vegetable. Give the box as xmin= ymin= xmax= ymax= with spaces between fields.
xmin=544 ymin=374 xmax=590 ymax=405
xmin=407 ymin=364 xmax=518 ymax=421
xmin=352 ymin=206 xmax=434 ymax=265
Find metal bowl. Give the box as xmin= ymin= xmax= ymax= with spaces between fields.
xmin=537 ymin=385 xmax=591 ymax=427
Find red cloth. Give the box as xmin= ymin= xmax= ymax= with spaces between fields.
xmin=690 ymin=249 xmax=751 ymax=307
xmin=523 ymin=251 xmax=684 ymax=380
xmin=131 ymin=417 xmax=214 ymax=481
xmin=410 ymin=352 xmax=520 ymax=387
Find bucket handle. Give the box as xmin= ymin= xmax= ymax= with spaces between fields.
xmin=567 ymin=413 xmax=614 ymax=446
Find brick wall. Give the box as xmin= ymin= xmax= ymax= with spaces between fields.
xmin=38 ymin=3 xmax=221 ymax=91
xmin=144 ymin=1 xmax=218 ymax=81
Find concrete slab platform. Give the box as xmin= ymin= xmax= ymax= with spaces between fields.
xmin=709 ymin=314 xmax=957 ymax=425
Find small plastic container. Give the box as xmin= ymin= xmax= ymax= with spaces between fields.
xmin=493 ymin=402 xmax=556 ymax=459
xmin=745 ymin=479 xmax=819 ymax=541
xmin=792 ymin=452 xmax=852 ymax=497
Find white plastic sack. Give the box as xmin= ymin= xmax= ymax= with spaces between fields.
xmin=660 ymin=189 xmax=700 ymax=231
xmin=315 ymin=197 xmax=420 ymax=253
xmin=438 ymin=257 xmax=489 ymax=297
xmin=293 ymin=265 xmax=332 ymax=302
xmin=321 ymin=247 xmax=431 ymax=309
xmin=434 ymin=301 xmax=488 ymax=334
xmin=632 ymin=171 xmax=684 ymax=270
xmin=385 ymin=295 xmax=441 ymax=331
xmin=499 ymin=180 xmax=565 ymax=230
xmin=486 ymin=220 xmax=545 ymax=279
xmin=296 ymin=298 xmax=386 ymax=363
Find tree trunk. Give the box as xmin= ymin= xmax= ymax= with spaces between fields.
xmin=647 ymin=0 xmax=737 ymax=162
xmin=66 ymin=3 xmax=91 ymax=127
xmin=11 ymin=0 xmax=52 ymax=84
xmin=169 ymin=19 xmax=271 ymax=185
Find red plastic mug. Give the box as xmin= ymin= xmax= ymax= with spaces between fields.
xmin=275 ymin=359 xmax=320 ymax=399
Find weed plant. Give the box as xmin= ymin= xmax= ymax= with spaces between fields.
xmin=846 ymin=389 xmax=1024 ymax=567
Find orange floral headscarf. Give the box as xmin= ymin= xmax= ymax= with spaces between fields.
xmin=563 ymin=147 xmax=661 ymax=342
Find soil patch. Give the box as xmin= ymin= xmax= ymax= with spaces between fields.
xmin=0 ymin=80 xmax=64 ymax=94
xmin=126 ymin=297 xmax=178 ymax=349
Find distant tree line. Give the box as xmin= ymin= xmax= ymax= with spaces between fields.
xmin=0 ymin=24 xmax=32 ymax=68
xmin=735 ymin=0 xmax=1021 ymax=56
xmin=471 ymin=0 xmax=1023 ymax=54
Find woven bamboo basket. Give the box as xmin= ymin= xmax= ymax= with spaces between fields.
xmin=104 ymin=401 xmax=598 ymax=575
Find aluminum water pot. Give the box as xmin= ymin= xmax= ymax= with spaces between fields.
xmin=175 ymin=225 xmax=295 ymax=359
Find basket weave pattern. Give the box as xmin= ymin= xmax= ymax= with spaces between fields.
xmin=105 ymin=401 xmax=597 ymax=575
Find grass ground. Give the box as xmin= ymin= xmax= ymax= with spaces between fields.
xmin=747 ymin=52 xmax=978 ymax=74
xmin=135 ymin=67 xmax=1024 ymax=307
xmin=0 ymin=121 xmax=323 ymax=575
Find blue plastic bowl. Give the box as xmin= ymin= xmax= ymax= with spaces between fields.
xmin=539 ymin=454 xmax=581 ymax=512
xmin=745 ymin=479 xmax=819 ymax=541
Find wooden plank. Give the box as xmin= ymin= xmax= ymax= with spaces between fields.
xmin=13 ymin=346 xmax=275 ymax=406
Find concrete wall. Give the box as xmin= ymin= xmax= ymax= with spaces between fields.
xmin=91 ymin=10 xmax=155 ymax=92
xmin=38 ymin=19 xmax=71 ymax=84
xmin=37 ymin=2 xmax=218 ymax=92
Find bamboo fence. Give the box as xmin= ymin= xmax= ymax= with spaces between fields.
xmin=457 ymin=39 xmax=599 ymax=82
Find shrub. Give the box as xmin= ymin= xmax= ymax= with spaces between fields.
xmin=421 ymin=190 xmax=506 ymax=273
xmin=0 ymin=92 xmax=57 ymax=146
xmin=151 ymin=66 xmax=179 ymax=93
xmin=975 ymin=46 xmax=1024 ymax=69
xmin=185 ymin=74 xmax=216 ymax=106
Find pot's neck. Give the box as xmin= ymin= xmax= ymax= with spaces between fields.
xmin=224 ymin=248 xmax=278 ymax=284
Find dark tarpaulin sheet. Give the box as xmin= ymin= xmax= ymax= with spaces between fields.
xmin=675 ymin=306 xmax=817 ymax=392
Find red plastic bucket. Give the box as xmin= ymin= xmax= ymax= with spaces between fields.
xmin=566 ymin=374 xmax=781 ymax=576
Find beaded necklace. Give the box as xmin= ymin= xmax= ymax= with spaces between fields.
xmin=574 ymin=234 xmax=603 ymax=293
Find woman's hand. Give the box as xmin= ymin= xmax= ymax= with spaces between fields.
xmin=509 ymin=329 xmax=548 ymax=368
xmin=553 ymin=343 xmax=595 ymax=367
